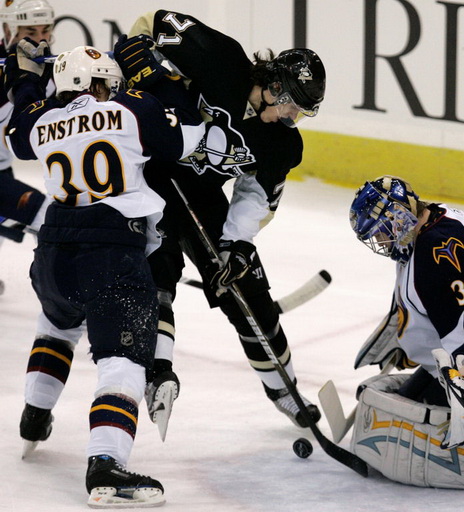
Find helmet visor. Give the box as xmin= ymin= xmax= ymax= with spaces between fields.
xmin=271 ymin=91 xmax=320 ymax=128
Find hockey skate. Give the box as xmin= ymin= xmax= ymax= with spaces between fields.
xmin=145 ymin=370 xmax=180 ymax=442
xmin=20 ymin=404 xmax=53 ymax=458
xmin=86 ymin=454 xmax=165 ymax=508
xmin=264 ymin=384 xmax=321 ymax=427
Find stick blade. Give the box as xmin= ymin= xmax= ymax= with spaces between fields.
xmin=276 ymin=270 xmax=332 ymax=313
xmin=318 ymin=380 xmax=355 ymax=444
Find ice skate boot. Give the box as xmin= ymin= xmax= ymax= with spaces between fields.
xmin=86 ymin=454 xmax=165 ymax=508
xmin=145 ymin=370 xmax=180 ymax=442
xmin=264 ymin=384 xmax=321 ymax=427
xmin=20 ymin=404 xmax=53 ymax=458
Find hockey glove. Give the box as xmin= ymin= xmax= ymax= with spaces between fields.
xmin=4 ymin=37 xmax=51 ymax=101
xmin=432 ymin=348 xmax=464 ymax=449
xmin=209 ymin=240 xmax=256 ymax=297
xmin=113 ymin=34 xmax=168 ymax=90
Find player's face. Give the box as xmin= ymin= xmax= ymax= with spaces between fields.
xmin=13 ymin=24 xmax=53 ymax=45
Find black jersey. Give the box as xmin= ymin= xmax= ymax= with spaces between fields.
xmin=396 ymin=204 xmax=464 ymax=376
xmin=134 ymin=10 xmax=304 ymax=241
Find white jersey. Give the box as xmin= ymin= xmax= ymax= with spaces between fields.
xmin=7 ymin=86 xmax=205 ymax=253
xmin=32 ymin=94 xmax=164 ymax=221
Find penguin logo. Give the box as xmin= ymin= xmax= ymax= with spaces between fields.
xmin=179 ymin=95 xmax=256 ymax=177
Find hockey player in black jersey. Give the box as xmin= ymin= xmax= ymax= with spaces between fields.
xmin=5 ymin=38 xmax=204 ymax=507
xmin=348 ymin=175 xmax=464 ymax=488
xmin=113 ymin=10 xmax=326 ymax=429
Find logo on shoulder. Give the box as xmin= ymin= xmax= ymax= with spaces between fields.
xmin=67 ymin=96 xmax=90 ymax=112
xmin=433 ymin=237 xmax=464 ymax=272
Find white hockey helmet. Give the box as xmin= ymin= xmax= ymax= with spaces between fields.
xmin=53 ymin=46 xmax=124 ymax=101
xmin=0 ymin=0 xmax=55 ymax=49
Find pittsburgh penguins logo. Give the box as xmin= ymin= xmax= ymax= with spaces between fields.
xmin=298 ymin=66 xmax=313 ymax=82
xmin=179 ymin=95 xmax=256 ymax=177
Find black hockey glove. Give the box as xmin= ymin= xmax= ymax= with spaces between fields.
xmin=113 ymin=34 xmax=168 ymax=90
xmin=4 ymin=37 xmax=51 ymax=101
xmin=209 ymin=240 xmax=256 ymax=297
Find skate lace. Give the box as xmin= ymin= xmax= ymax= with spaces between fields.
xmin=276 ymin=394 xmax=311 ymax=416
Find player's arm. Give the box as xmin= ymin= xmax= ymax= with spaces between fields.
xmin=115 ymin=89 xmax=204 ymax=162
xmin=129 ymin=10 xmax=249 ymax=87
xmin=5 ymin=38 xmax=56 ymax=159
xmin=414 ymin=214 xmax=464 ymax=357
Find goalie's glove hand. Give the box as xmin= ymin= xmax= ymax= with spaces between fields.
xmin=4 ymin=37 xmax=51 ymax=101
xmin=113 ymin=34 xmax=168 ymax=90
xmin=432 ymin=348 xmax=464 ymax=449
xmin=208 ymin=240 xmax=256 ymax=297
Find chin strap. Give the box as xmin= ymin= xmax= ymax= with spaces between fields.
xmin=256 ymin=87 xmax=274 ymax=115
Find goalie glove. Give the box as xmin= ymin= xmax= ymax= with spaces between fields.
xmin=4 ymin=37 xmax=51 ymax=102
xmin=208 ymin=240 xmax=256 ymax=297
xmin=113 ymin=34 xmax=169 ymax=89
xmin=432 ymin=348 xmax=464 ymax=449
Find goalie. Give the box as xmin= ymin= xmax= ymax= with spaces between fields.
xmin=348 ymin=175 xmax=464 ymax=489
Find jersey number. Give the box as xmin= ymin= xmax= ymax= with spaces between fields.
xmin=156 ymin=12 xmax=195 ymax=46
xmin=46 ymin=141 xmax=125 ymax=206
xmin=451 ymin=280 xmax=464 ymax=306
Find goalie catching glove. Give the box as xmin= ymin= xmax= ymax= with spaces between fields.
xmin=432 ymin=348 xmax=464 ymax=449
xmin=113 ymin=34 xmax=169 ymax=89
xmin=208 ymin=240 xmax=256 ymax=297
xmin=4 ymin=37 xmax=51 ymax=101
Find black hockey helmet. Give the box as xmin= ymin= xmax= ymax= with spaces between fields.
xmin=266 ymin=48 xmax=326 ymax=119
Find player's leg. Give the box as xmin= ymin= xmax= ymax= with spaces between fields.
xmin=178 ymin=184 xmax=321 ymax=426
xmin=20 ymin=312 xmax=84 ymax=456
xmin=216 ymin=276 xmax=321 ymax=426
xmin=84 ymin=244 xmax=165 ymax=506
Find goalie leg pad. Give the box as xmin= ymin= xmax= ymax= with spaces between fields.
xmin=351 ymin=374 xmax=464 ymax=489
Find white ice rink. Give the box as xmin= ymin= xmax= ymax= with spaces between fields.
xmin=1 ymin=161 xmax=462 ymax=511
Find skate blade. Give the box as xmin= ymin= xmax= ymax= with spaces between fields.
xmin=87 ymin=487 xmax=165 ymax=508
xmin=22 ymin=440 xmax=39 ymax=459
xmin=153 ymin=381 xmax=178 ymax=442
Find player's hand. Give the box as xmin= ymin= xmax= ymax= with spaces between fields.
xmin=432 ymin=348 xmax=464 ymax=448
xmin=16 ymin=37 xmax=50 ymax=76
xmin=4 ymin=37 xmax=51 ymax=100
xmin=209 ymin=240 xmax=256 ymax=297
xmin=113 ymin=34 xmax=168 ymax=89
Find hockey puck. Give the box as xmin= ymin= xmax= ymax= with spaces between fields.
xmin=293 ymin=438 xmax=313 ymax=458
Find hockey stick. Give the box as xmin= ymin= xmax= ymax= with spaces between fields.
xmin=0 ymin=222 xmax=25 ymax=243
xmin=171 ymin=178 xmax=368 ymax=478
xmin=180 ymin=270 xmax=332 ymax=314
xmin=0 ymin=52 xmax=115 ymax=67
xmin=318 ymin=356 xmax=397 ymax=443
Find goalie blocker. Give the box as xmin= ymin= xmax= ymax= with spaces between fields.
xmin=351 ymin=374 xmax=464 ymax=489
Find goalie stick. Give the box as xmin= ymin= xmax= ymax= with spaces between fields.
xmin=171 ymin=178 xmax=368 ymax=478
xmin=318 ymin=356 xmax=397 ymax=443
xmin=180 ymin=270 xmax=332 ymax=314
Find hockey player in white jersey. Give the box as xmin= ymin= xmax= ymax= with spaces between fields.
xmin=5 ymin=39 xmax=204 ymax=507
xmin=349 ymin=175 xmax=464 ymax=488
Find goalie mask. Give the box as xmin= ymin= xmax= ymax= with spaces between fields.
xmin=53 ymin=46 xmax=124 ymax=101
xmin=350 ymin=175 xmax=419 ymax=265
xmin=0 ymin=0 xmax=54 ymax=50
xmin=265 ymin=48 xmax=326 ymax=128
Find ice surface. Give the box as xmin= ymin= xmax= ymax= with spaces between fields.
xmin=1 ymin=161 xmax=461 ymax=510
